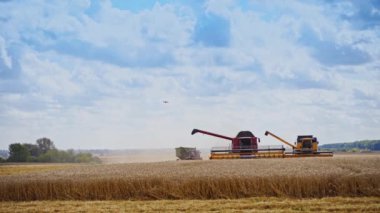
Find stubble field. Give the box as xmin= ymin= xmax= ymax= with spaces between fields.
xmin=0 ymin=154 xmax=379 ymax=212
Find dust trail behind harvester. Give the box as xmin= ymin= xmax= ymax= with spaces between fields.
xmin=98 ymin=149 xmax=208 ymax=164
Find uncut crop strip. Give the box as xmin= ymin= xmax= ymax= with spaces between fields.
xmin=1 ymin=155 xmax=380 ymax=201
xmin=1 ymin=174 xmax=380 ymax=201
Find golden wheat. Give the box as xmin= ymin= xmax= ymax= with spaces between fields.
xmin=1 ymin=197 xmax=380 ymax=213
xmin=0 ymin=164 xmax=77 ymax=176
xmin=0 ymin=154 xmax=379 ymax=201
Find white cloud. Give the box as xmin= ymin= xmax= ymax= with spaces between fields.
xmin=0 ymin=0 xmax=379 ymax=150
xmin=78 ymin=2 xmax=195 ymax=48
xmin=0 ymin=36 xmax=12 ymax=69
xmin=21 ymin=50 xmax=82 ymax=97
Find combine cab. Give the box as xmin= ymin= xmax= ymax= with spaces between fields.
xmin=191 ymin=129 xmax=285 ymax=159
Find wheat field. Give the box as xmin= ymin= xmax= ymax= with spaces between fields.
xmin=0 ymin=154 xmax=379 ymax=201
xmin=0 ymin=163 xmax=78 ymax=176
xmin=1 ymin=197 xmax=380 ymax=212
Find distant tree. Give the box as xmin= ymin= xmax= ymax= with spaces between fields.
xmin=374 ymin=142 xmax=380 ymax=151
xmin=320 ymin=140 xmax=380 ymax=151
xmin=36 ymin=138 xmax=56 ymax=154
xmin=0 ymin=157 xmax=5 ymax=163
xmin=351 ymin=148 xmax=360 ymax=153
xmin=23 ymin=143 xmax=41 ymax=157
xmin=36 ymin=149 xmax=100 ymax=163
xmin=74 ymin=153 xmax=94 ymax=163
xmin=37 ymin=149 xmax=59 ymax=162
xmin=8 ymin=143 xmax=30 ymax=162
xmin=5 ymin=139 xmax=100 ymax=163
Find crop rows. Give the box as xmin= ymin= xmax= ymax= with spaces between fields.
xmin=0 ymin=155 xmax=379 ymax=200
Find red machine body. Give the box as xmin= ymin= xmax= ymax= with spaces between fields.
xmin=191 ymin=129 xmax=259 ymax=151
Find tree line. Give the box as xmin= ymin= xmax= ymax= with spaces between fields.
xmin=0 ymin=138 xmax=100 ymax=163
xmin=319 ymin=140 xmax=380 ymax=152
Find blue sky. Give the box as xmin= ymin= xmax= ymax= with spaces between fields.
xmin=0 ymin=0 xmax=379 ymax=149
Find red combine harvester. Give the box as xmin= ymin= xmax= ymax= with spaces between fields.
xmin=191 ymin=129 xmax=285 ymax=159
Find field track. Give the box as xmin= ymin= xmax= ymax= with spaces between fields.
xmin=0 ymin=154 xmax=379 ymax=201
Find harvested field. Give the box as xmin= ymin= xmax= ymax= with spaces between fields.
xmin=0 ymin=155 xmax=379 ymax=201
xmin=1 ymin=197 xmax=380 ymax=213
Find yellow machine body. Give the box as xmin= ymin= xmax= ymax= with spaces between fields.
xmin=265 ymin=131 xmax=333 ymax=157
xmin=295 ymin=138 xmax=319 ymax=152
xmin=312 ymin=141 xmax=318 ymax=151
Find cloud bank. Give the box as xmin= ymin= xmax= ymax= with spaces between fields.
xmin=0 ymin=0 xmax=379 ymax=149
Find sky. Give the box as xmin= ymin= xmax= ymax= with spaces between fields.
xmin=0 ymin=0 xmax=379 ymax=150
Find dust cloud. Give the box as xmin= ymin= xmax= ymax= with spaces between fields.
xmin=97 ymin=149 xmax=209 ymax=164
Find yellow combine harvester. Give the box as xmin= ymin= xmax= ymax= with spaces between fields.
xmin=264 ymin=131 xmax=333 ymax=157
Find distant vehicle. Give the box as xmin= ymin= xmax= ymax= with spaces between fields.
xmin=175 ymin=147 xmax=202 ymax=160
